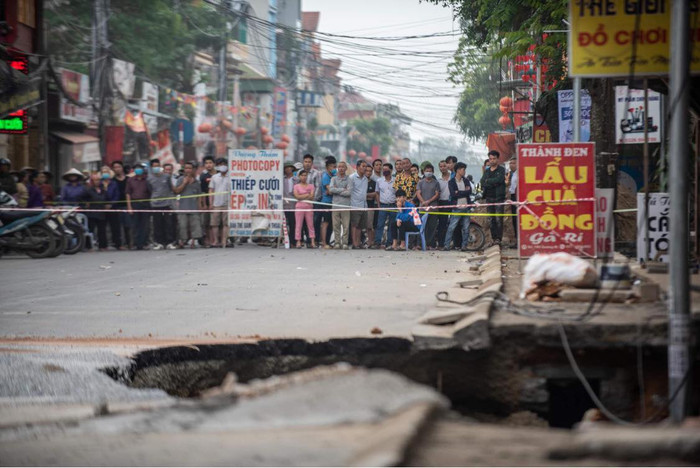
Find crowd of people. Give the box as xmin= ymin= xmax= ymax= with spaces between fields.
xmin=0 ymin=150 xmax=518 ymax=252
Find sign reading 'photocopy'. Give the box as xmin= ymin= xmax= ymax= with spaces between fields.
xmin=228 ymin=149 xmax=284 ymax=238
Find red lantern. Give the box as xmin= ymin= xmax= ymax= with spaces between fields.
xmin=234 ymin=127 xmax=247 ymax=136
xmin=198 ymin=122 xmax=212 ymax=133
xmin=275 ymin=141 xmax=289 ymax=150
xmin=260 ymin=127 xmax=269 ymax=135
xmin=358 ymin=151 xmax=366 ymax=159
xmin=263 ymin=135 xmax=274 ymax=144
xmin=348 ymin=149 xmax=356 ymax=157
xmin=281 ymin=134 xmax=291 ymax=143
xmin=499 ymin=105 xmax=510 ymax=114
xmin=498 ymin=115 xmax=512 ymax=128
xmin=499 ymin=96 xmax=513 ymax=109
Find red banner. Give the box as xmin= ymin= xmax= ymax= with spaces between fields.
xmin=517 ymin=142 xmax=596 ymax=257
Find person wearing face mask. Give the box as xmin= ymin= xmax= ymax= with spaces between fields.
xmin=443 ymin=162 xmax=473 ymax=252
xmin=126 ymin=163 xmax=152 ymax=250
xmin=374 ymin=163 xmax=398 ymax=250
xmin=148 ymin=158 xmax=177 ymax=250
xmin=85 ymin=171 xmax=110 ymax=251
xmin=318 ymin=156 xmax=337 ymax=249
xmin=416 ymin=163 xmax=441 ymax=249
xmin=208 ymin=157 xmax=232 ymax=248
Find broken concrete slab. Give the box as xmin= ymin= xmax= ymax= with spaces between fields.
xmin=0 ymin=368 xmax=449 ymax=466
xmin=452 ymin=300 xmax=492 ymax=351
xmin=0 ymin=403 xmax=100 ymax=428
xmin=558 ymin=289 xmax=632 ymax=303
xmin=458 ymin=279 xmax=484 ymax=288
xmin=412 ymin=324 xmax=460 ymax=350
xmin=419 ymin=308 xmax=475 ymax=326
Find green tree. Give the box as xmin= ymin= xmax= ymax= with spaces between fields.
xmin=347 ymin=118 xmax=393 ymax=156
xmin=46 ymin=0 xmax=227 ymax=92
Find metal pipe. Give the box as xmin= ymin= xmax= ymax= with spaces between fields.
xmin=668 ymin=0 xmax=691 ymax=424
xmin=643 ymin=79 xmax=650 ymax=262
xmin=573 ymin=77 xmax=581 ymax=142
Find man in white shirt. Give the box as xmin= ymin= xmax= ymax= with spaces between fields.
xmin=436 ymin=160 xmax=452 ymax=248
xmin=374 ymin=162 xmax=398 ymax=250
xmin=507 ymin=158 xmax=518 ymax=248
xmin=208 ymin=157 xmax=232 ymax=248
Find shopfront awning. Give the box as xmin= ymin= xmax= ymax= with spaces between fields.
xmin=51 ymin=131 xmax=101 ymax=164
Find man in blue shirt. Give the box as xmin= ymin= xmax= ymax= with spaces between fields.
xmin=395 ymin=189 xmax=420 ymax=250
xmin=319 ymin=156 xmax=337 ymax=249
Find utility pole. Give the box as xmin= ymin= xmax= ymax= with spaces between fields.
xmin=36 ymin=0 xmax=50 ymax=171
xmin=572 ymin=77 xmax=581 ymax=142
xmin=91 ymin=0 xmax=112 ymax=160
xmin=668 ymin=0 xmax=692 ymax=424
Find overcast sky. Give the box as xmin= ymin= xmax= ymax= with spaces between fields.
xmin=302 ymin=0 xmax=469 ymax=147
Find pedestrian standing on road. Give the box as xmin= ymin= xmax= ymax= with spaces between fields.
xmin=148 ymin=159 xmax=177 ymax=250
xmin=293 ymin=170 xmax=317 ymax=249
xmin=480 ymin=150 xmax=506 ymax=246
xmin=174 ymin=161 xmax=203 ymax=248
xmin=199 ymin=156 xmax=217 ymax=247
xmin=436 ymin=160 xmax=451 ymax=248
xmin=329 ymin=161 xmax=351 ymax=249
xmin=300 ymin=154 xmax=321 ymax=246
xmin=506 ymin=158 xmax=518 ymax=248
xmin=99 ymin=166 xmax=120 ymax=249
xmin=282 ymin=161 xmax=296 ymax=243
xmin=371 ymin=159 xmax=383 ymax=182
xmin=209 ymin=158 xmax=232 ymax=248
xmin=395 ymin=189 xmax=420 ymax=250
xmin=444 ymin=162 xmax=473 ymax=252
xmin=393 ymin=158 xmax=418 ymax=202
xmin=319 ymin=156 xmax=337 ymax=249
xmin=86 ymin=171 xmax=109 ymax=251
xmin=60 ymin=168 xmax=88 ymax=205
xmin=365 ymin=163 xmax=378 ymax=248
xmin=374 ymin=163 xmax=398 ymax=250
xmin=37 ymin=171 xmax=55 ymax=205
xmin=348 ymin=160 xmax=369 ymax=249
xmin=126 ymin=163 xmax=152 ymax=250
xmin=416 ymin=164 xmax=441 ymax=249
xmin=111 ymin=161 xmax=130 ymax=250
xmin=26 ymin=172 xmax=44 ymax=208
xmin=445 ymin=155 xmax=458 ymax=179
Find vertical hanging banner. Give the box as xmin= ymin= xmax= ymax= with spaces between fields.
xmin=596 ymin=188 xmax=615 ymax=259
xmin=272 ymin=87 xmax=287 ymax=138
xmin=614 ymin=86 xmax=661 ymax=144
xmin=557 ymin=89 xmax=591 ymax=142
xmin=228 ymin=149 xmax=284 ymax=238
xmin=637 ymin=192 xmax=670 ymax=262
xmin=518 ymin=142 xmax=597 ymax=257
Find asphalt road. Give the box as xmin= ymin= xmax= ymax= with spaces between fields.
xmin=0 ymin=245 xmax=469 ymax=340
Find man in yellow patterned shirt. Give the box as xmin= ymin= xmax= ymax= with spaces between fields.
xmin=393 ymin=158 xmax=419 ymax=200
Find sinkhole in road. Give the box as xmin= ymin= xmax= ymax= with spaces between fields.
xmin=103 ymin=337 xmax=524 ymax=419
xmin=103 ymin=337 xmax=669 ymax=428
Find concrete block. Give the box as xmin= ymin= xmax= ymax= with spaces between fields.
xmin=484 ymin=245 xmax=500 ymax=256
xmin=0 ymin=403 xmax=99 ymax=428
xmin=558 ymin=288 xmax=632 ymax=303
xmin=452 ymin=308 xmax=491 ymax=351
xmin=632 ymin=282 xmax=660 ymax=302
xmin=419 ymin=307 xmax=474 ymax=325
xmin=458 ymin=279 xmax=483 ymax=288
xmin=412 ymin=324 xmax=459 ymax=350
xmin=478 ymin=277 xmax=503 ymax=294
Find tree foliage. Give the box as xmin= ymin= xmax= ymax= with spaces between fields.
xmin=46 ymin=0 xmax=227 ymax=92
xmin=347 ymin=118 xmax=393 ymax=155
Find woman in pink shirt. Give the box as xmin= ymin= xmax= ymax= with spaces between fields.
xmin=293 ymin=170 xmax=317 ymax=249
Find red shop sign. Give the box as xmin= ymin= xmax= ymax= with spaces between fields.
xmin=517 ymin=142 xmax=596 ymax=257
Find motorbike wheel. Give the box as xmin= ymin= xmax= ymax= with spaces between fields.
xmin=63 ymin=220 xmax=85 ymax=255
xmin=24 ymin=224 xmax=57 ymax=259
xmin=47 ymin=229 xmax=67 ymax=257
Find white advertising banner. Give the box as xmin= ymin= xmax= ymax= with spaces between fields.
xmin=615 ymin=86 xmax=661 ymax=145
xmin=557 ymin=89 xmax=591 ymax=143
xmin=140 ymin=81 xmax=159 ymax=133
xmin=228 ymin=149 xmax=284 ymax=238
xmin=112 ymin=59 xmax=136 ymax=99
xmin=637 ymin=192 xmax=669 ymax=263
xmin=596 ymin=188 xmax=615 ymax=260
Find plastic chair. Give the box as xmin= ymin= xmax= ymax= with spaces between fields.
xmin=76 ymin=213 xmax=95 ymax=250
xmin=405 ymin=213 xmax=428 ymax=251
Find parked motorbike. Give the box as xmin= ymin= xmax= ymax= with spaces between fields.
xmin=0 ymin=192 xmax=57 ymax=258
xmin=48 ymin=207 xmax=85 ymax=255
